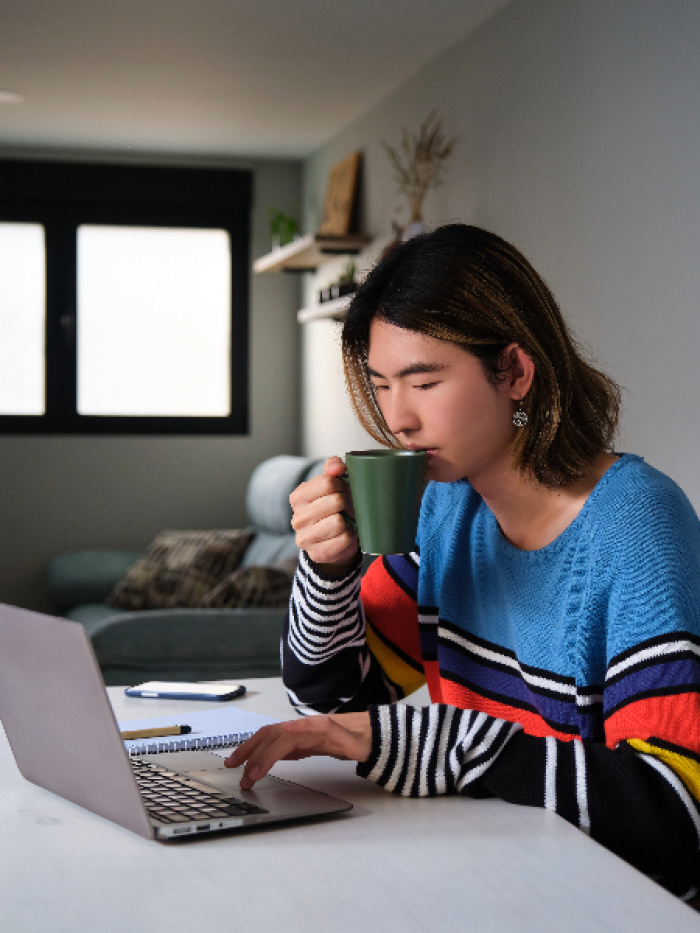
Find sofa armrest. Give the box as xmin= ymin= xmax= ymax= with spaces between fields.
xmin=88 ymin=607 xmax=286 ymax=684
xmin=47 ymin=550 xmax=144 ymax=611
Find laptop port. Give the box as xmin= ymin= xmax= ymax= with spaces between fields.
xmin=197 ymin=824 xmax=211 ymax=832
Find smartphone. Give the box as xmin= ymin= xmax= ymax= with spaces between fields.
xmin=124 ymin=681 xmax=246 ymax=701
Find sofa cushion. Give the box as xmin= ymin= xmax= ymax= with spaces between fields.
xmin=64 ymin=602 xmax=128 ymax=635
xmin=240 ymin=530 xmax=300 ymax=567
xmin=201 ymin=556 xmax=297 ymax=609
xmin=88 ymin=609 xmax=286 ymax=685
xmin=245 ymin=455 xmax=322 ymax=536
xmin=107 ymin=529 xmax=253 ymax=610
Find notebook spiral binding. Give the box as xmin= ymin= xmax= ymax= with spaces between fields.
xmin=126 ymin=730 xmax=256 ymax=757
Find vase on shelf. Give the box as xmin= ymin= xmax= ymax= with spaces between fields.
xmin=401 ymin=200 xmax=428 ymax=240
xmin=402 ymin=218 xmax=428 ymax=240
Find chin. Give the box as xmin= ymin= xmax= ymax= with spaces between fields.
xmin=427 ymin=462 xmax=460 ymax=484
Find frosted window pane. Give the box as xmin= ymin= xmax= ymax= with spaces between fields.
xmin=0 ymin=223 xmax=45 ymax=415
xmin=77 ymin=226 xmax=231 ymax=417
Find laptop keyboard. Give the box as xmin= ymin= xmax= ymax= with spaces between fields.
xmin=130 ymin=756 xmax=268 ymax=824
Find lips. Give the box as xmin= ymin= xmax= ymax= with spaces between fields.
xmin=406 ymin=446 xmax=438 ymax=456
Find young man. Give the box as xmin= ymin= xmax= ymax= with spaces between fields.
xmin=228 ymin=225 xmax=700 ymax=901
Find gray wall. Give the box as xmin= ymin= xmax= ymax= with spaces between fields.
xmin=0 ymin=157 xmax=302 ymax=612
xmin=6 ymin=0 xmax=700 ymax=611
xmin=300 ymin=0 xmax=700 ymax=513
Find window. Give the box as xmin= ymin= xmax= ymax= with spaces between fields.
xmin=76 ymin=225 xmax=232 ymax=417
xmin=0 ymin=222 xmax=45 ymax=415
xmin=0 ymin=160 xmax=251 ymax=435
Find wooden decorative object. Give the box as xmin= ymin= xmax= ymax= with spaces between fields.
xmin=319 ymin=152 xmax=360 ymax=235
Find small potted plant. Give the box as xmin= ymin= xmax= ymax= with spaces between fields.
xmin=332 ymin=261 xmax=358 ymax=299
xmin=268 ymin=209 xmax=300 ymax=250
xmin=319 ymin=261 xmax=358 ymax=304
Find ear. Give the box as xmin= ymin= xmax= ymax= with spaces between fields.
xmin=502 ymin=343 xmax=535 ymax=400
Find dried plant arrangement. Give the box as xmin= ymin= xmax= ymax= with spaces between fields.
xmin=381 ymin=111 xmax=457 ymax=226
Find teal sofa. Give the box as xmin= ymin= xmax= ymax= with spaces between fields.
xmin=46 ymin=455 xmax=324 ymax=686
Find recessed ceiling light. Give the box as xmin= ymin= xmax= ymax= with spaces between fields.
xmin=0 ymin=90 xmax=24 ymax=105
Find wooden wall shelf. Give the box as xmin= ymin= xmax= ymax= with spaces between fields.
xmin=253 ymin=233 xmax=370 ymax=273
xmin=296 ymin=296 xmax=350 ymax=323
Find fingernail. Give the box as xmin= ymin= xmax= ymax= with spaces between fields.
xmin=240 ymin=770 xmax=256 ymax=789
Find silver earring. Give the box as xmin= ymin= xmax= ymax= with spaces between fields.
xmin=512 ymin=399 xmax=528 ymax=428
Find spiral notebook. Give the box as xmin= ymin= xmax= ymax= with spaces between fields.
xmin=0 ymin=603 xmax=353 ymax=841
xmin=119 ymin=706 xmax=277 ymax=756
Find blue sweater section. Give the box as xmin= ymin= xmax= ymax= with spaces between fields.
xmin=416 ymin=455 xmax=700 ymax=698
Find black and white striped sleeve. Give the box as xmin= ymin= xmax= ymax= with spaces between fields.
xmin=282 ymin=551 xmax=401 ymax=715
xmin=356 ymin=703 xmax=700 ymax=897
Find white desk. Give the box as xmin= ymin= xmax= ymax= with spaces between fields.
xmin=1 ymin=678 xmax=698 ymax=933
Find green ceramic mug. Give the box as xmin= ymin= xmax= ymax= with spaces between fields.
xmin=344 ymin=449 xmax=428 ymax=555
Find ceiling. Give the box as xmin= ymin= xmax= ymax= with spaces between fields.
xmin=0 ymin=0 xmax=511 ymax=160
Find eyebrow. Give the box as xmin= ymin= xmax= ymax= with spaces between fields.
xmin=366 ymin=362 xmax=448 ymax=380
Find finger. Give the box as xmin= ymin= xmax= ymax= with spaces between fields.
xmin=240 ymin=717 xmax=371 ymax=787
xmin=297 ymin=520 xmax=358 ymax=566
xmin=224 ymin=728 xmax=269 ymax=768
xmin=290 ymin=490 xmax=348 ymax=533
xmin=224 ymin=721 xmax=320 ymax=771
xmin=293 ymin=508 xmax=349 ymax=550
xmin=290 ymin=475 xmax=359 ymax=566
xmin=225 ymin=719 xmax=336 ymax=788
xmin=290 ymin=469 xmax=348 ymax=514
xmin=237 ymin=730 xmax=325 ymax=788
xmin=324 ymin=455 xmax=347 ymax=477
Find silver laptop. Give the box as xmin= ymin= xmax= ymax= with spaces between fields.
xmin=0 ymin=603 xmax=351 ymax=840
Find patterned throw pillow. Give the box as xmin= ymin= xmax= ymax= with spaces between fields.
xmin=107 ymin=529 xmax=254 ymax=610
xmin=200 ymin=556 xmax=298 ymax=609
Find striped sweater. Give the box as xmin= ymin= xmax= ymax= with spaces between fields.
xmin=283 ymin=454 xmax=700 ymax=898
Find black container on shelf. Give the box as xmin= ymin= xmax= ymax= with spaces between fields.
xmin=320 ymin=281 xmax=358 ymax=304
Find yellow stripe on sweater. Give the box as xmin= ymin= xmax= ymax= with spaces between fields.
xmin=628 ymin=738 xmax=700 ymax=802
xmin=366 ymin=621 xmax=426 ymax=697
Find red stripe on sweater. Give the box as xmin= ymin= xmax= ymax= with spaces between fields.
xmin=360 ymin=560 xmax=422 ymax=666
xmin=606 ymin=692 xmax=700 ymax=751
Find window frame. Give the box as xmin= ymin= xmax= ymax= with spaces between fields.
xmin=0 ymin=159 xmax=251 ymax=435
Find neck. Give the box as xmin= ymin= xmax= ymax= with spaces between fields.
xmin=470 ymin=452 xmax=618 ymax=551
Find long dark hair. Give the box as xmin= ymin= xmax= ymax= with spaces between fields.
xmin=342 ymin=224 xmax=620 ymax=487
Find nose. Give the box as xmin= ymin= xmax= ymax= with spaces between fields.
xmin=379 ymin=386 xmax=420 ymax=438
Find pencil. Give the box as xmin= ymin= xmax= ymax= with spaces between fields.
xmin=120 ymin=724 xmax=192 ymax=740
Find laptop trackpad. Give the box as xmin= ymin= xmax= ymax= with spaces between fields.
xmin=145 ymin=750 xmax=273 ymax=794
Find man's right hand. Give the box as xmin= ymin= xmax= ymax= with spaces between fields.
xmin=289 ymin=456 xmax=360 ymax=575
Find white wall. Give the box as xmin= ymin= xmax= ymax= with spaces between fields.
xmin=0 ymin=157 xmax=302 ymax=612
xmin=300 ymin=0 xmax=700 ymax=511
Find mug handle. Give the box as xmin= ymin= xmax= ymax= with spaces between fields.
xmin=339 ymin=474 xmax=358 ymax=534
